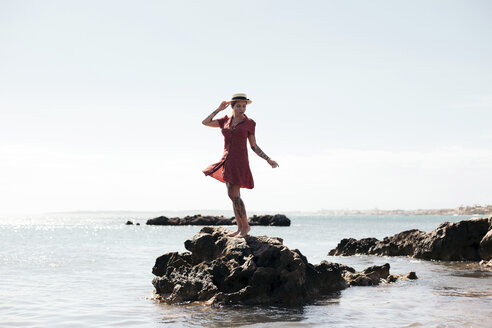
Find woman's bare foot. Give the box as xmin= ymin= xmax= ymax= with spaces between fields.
xmin=238 ymin=226 xmax=250 ymax=238
xmin=227 ymin=230 xmax=240 ymax=237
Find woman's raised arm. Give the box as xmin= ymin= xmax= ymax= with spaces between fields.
xmin=202 ymin=101 xmax=229 ymax=127
xmin=248 ymin=134 xmax=279 ymax=168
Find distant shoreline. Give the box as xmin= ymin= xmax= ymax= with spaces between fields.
xmin=41 ymin=205 xmax=492 ymax=217
xmin=311 ymin=205 xmax=492 ymax=216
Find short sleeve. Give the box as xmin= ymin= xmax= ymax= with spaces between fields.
xmin=248 ymin=119 xmax=256 ymax=136
xmin=217 ymin=115 xmax=228 ymax=129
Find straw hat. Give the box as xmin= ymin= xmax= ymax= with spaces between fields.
xmin=230 ymin=93 xmax=252 ymax=104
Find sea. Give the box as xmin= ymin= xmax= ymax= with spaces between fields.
xmin=1 ymin=213 xmax=491 ymax=327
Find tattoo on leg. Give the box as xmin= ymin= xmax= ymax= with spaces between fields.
xmin=233 ymin=196 xmax=246 ymax=218
xmin=239 ymin=199 xmax=245 ymax=218
xmin=251 ymin=145 xmax=270 ymax=161
xmin=232 ymin=203 xmax=242 ymax=228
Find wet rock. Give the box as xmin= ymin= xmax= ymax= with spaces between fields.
xmin=385 ymin=271 xmax=418 ymax=283
xmin=125 ymin=221 xmax=134 ymax=225
xmin=329 ymin=217 xmax=492 ymax=261
xmin=152 ymin=227 xmax=402 ymax=306
xmin=342 ymin=263 xmax=390 ymax=286
xmin=146 ymin=214 xmax=291 ymax=226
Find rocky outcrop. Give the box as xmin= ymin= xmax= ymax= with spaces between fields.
xmin=248 ymin=214 xmax=291 ymax=226
xmin=329 ymin=217 xmax=492 ymax=261
xmin=147 ymin=215 xmax=234 ymax=226
xmin=152 ymin=227 xmax=405 ymax=306
xmin=146 ymin=214 xmax=291 ymax=226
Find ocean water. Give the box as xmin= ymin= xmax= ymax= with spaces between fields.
xmin=1 ymin=214 xmax=491 ymax=327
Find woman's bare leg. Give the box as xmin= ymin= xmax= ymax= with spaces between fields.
xmin=226 ymin=183 xmax=242 ymax=237
xmin=234 ymin=195 xmax=250 ymax=237
xmin=226 ymin=183 xmax=250 ymax=237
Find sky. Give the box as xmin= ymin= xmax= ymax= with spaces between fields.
xmin=0 ymin=0 xmax=491 ymax=215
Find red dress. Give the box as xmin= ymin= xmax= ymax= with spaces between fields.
xmin=203 ymin=114 xmax=256 ymax=189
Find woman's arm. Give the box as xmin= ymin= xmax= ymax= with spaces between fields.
xmin=202 ymin=101 xmax=229 ymax=127
xmin=248 ymin=134 xmax=279 ymax=168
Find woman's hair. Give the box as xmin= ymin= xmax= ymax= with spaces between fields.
xmin=231 ymin=101 xmax=247 ymax=108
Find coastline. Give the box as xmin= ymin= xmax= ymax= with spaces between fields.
xmin=37 ymin=204 xmax=492 ymax=218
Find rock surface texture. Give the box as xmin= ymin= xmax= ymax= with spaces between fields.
xmin=152 ymin=227 xmax=406 ymax=306
xmin=329 ymin=217 xmax=492 ymax=261
xmin=146 ymin=214 xmax=291 ymax=227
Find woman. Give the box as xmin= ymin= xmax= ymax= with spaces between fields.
xmin=202 ymin=93 xmax=279 ymax=237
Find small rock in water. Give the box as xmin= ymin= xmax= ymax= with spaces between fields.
xmin=342 ymin=263 xmax=390 ymax=286
xmin=406 ymin=271 xmax=418 ymax=280
xmin=385 ymin=271 xmax=418 ymax=283
xmin=125 ymin=221 xmax=134 ymax=225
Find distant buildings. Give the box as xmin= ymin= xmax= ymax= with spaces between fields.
xmin=314 ymin=205 xmax=492 ymax=216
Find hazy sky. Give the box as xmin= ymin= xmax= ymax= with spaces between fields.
xmin=1 ymin=0 xmax=491 ymax=215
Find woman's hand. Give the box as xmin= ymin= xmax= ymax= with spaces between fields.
xmin=217 ymin=101 xmax=230 ymax=111
xmin=202 ymin=102 xmax=229 ymax=127
xmin=267 ymin=158 xmax=279 ymax=168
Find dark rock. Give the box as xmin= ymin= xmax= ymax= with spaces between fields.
xmin=415 ymin=218 xmax=491 ymax=261
xmin=152 ymin=227 xmax=402 ymax=306
xmin=125 ymin=221 xmax=134 ymax=225
xmin=342 ymin=263 xmax=390 ymax=286
xmin=136 ymin=223 xmax=140 ymax=225
xmin=329 ymin=217 xmax=492 ymax=261
xmin=146 ymin=214 xmax=291 ymax=226
xmin=405 ymin=271 xmax=418 ymax=280
xmin=328 ymin=237 xmax=379 ymax=256
xmin=146 ymin=216 xmax=171 ymax=225
xmin=248 ymin=214 xmax=291 ymax=226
